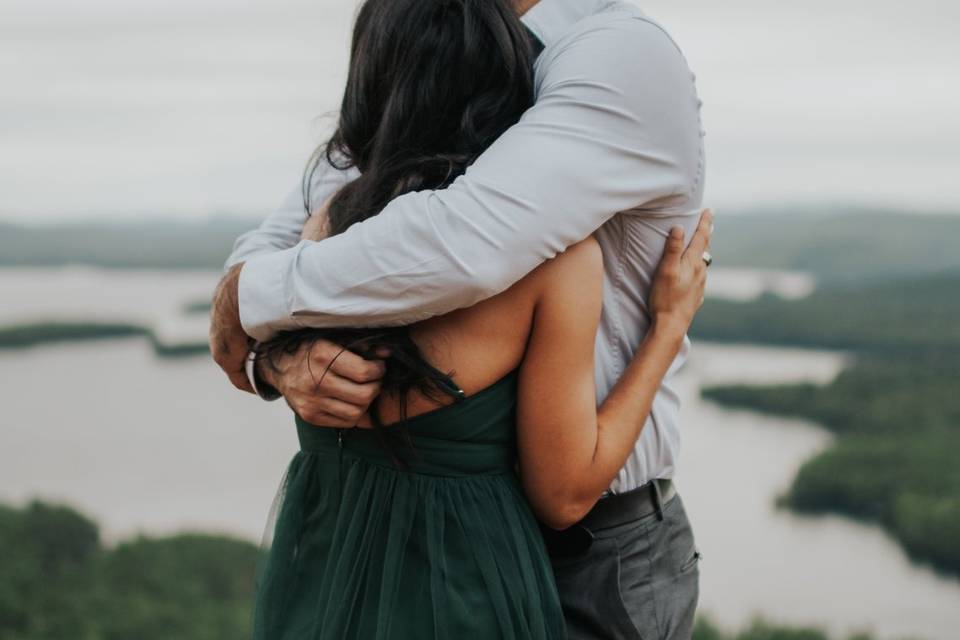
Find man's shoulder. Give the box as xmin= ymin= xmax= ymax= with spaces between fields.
xmin=542 ymin=3 xmax=686 ymax=65
xmin=534 ymin=5 xmax=694 ymax=98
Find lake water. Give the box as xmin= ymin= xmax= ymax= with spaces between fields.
xmin=0 ymin=266 xmax=814 ymax=336
xmin=1 ymin=269 xmax=959 ymax=639
xmin=675 ymin=345 xmax=960 ymax=640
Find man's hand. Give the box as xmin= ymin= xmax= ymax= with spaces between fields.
xmin=257 ymin=340 xmax=386 ymax=428
xmin=209 ymin=263 xmax=255 ymax=393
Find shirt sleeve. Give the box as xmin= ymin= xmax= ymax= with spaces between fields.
xmin=223 ymin=156 xmax=357 ymax=269
xmin=238 ymin=17 xmax=704 ymax=341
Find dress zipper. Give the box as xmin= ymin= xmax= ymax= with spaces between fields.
xmin=337 ymin=429 xmax=345 ymax=503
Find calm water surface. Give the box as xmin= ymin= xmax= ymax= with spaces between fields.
xmin=1 ymin=268 xmax=959 ymax=639
xmin=676 ymin=345 xmax=960 ymax=640
xmin=1 ymin=340 xmax=958 ymax=639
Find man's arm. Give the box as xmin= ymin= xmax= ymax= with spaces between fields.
xmin=210 ymin=153 xmax=356 ymax=393
xmin=237 ymin=17 xmax=704 ymax=341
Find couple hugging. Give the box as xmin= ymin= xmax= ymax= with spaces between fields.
xmin=210 ymin=0 xmax=711 ymax=637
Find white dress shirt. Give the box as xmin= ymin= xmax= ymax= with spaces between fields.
xmin=227 ymin=0 xmax=706 ymax=493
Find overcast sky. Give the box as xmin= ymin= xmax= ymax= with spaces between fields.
xmin=1 ymin=0 xmax=958 ymax=222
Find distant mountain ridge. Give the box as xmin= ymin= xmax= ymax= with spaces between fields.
xmin=709 ymin=210 xmax=960 ymax=284
xmin=0 ymin=217 xmax=261 ymax=270
xmin=2 ymin=211 xmax=959 ymax=283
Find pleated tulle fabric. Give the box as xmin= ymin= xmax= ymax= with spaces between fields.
xmin=252 ymin=371 xmax=565 ymax=639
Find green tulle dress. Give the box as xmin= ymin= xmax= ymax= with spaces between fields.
xmin=252 ymin=370 xmax=565 ymax=639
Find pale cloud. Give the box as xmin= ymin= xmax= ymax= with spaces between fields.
xmin=1 ymin=0 xmax=958 ymax=221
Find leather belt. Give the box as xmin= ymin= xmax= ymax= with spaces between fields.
xmin=581 ymin=478 xmax=676 ymax=532
xmin=541 ymin=479 xmax=676 ymax=558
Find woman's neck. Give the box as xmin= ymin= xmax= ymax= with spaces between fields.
xmin=514 ymin=0 xmax=541 ymax=17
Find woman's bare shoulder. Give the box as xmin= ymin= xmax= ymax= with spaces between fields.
xmin=529 ymin=236 xmax=603 ymax=303
xmin=410 ymin=237 xmax=602 ymax=392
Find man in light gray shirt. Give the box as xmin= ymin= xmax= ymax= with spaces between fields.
xmin=212 ymin=0 xmax=706 ymax=636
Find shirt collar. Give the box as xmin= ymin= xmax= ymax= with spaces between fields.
xmin=521 ymin=0 xmax=610 ymax=47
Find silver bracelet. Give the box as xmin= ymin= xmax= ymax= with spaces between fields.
xmin=244 ymin=350 xmax=261 ymax=396
xmin=244 ymin=347 xmax=281 ymax=401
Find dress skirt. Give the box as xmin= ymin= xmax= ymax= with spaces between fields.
xmin=252 ymin=373 xmax=565 ymax=639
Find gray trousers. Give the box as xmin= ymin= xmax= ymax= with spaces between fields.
xmin=550 ymin=494 xmax=700 ymax=640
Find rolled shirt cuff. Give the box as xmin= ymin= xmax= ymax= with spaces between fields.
xmin=237 ymin=243 xmax=305 ymax=342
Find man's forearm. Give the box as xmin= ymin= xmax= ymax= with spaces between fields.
xmin=209 ymin=263 xmax=255 ymax=393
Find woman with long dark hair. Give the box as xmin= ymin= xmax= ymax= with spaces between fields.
xmin=251 ymin=0 xmax=710 ymax=637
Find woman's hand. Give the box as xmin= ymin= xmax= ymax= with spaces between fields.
xmin=300 ymin=198 xmax=333 ymax=242
xmin=649 ymin=209 xmax=713 ymax=337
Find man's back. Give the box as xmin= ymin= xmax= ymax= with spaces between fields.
xmin=525 ymin=0 xmax=706 ymax=490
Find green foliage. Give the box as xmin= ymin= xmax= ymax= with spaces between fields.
xmin=693 ymin=617 xmax=870 ymax=640
xmin=148 ymin=336 xmax=211 ymax=358
xmin=0 ymin=501 xmax=258 ymax=640
xmin=92 ymin=535 xmax=258 ymax=640
xmin=0 ymin=323 xmax=148 ymax=349
xmin=0 ymin=323 xmax=211 ymax=359
xmin=0 ymin=503 xmax=101 ymax=639
xmin=704 ymin=355 xmax=960 ymax=436
xmin=1 ymin=502 xmax=874 ymax=640
xmin=732 ymin=622 xmax=827 ymax=640
xmin=692 ymin=272 xmax=960 ymax=354
xmin=698 ymin=273 xmax=960 ymax=576
xmin=785 ymin=429 xmax=960 ymax=574
xmin=706 ymin=359 xmax=960 ymax=574
xmin=694 ymin=617 xmax=727 ymax=640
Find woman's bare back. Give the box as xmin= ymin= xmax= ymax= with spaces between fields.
xmin=365 ymin=237 xmax=602 ymax=426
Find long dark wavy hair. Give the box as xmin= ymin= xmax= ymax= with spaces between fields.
xmin=258 ymin=0 xmax=535 ymax=440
